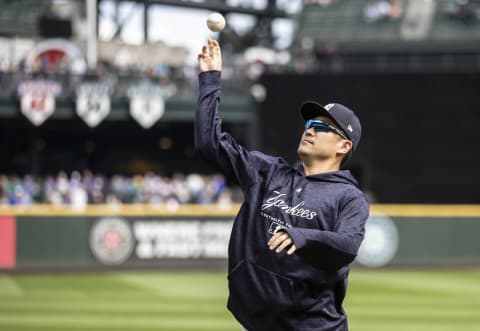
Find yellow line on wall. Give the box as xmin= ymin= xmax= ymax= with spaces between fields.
xmin=1 ymin=204 xmax=480 ymax=217
xmin=0 ymin=204 xmax=240 ymax=217
xmin=369 ymin=204 xmax=480 ymax=217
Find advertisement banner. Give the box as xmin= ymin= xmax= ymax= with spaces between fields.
xmin=88 ymin=217 xmax=232 ymax=266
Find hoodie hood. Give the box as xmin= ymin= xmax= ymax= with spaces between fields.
xmin=296 ymin=165 xmax=360 ymax=188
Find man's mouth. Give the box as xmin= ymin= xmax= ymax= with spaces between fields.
xmin=302 ymin=138 xmax=314 ymax=145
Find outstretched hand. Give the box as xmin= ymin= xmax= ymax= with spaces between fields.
xmin=198 ymin=39 xmax=222 ymax=72
xmin=268 ymin=231 xmax=297 ymax=255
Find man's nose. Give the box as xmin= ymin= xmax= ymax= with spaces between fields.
xmin=305 ymin=127 xmax=315 ymax=136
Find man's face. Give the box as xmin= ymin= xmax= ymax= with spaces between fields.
xmin=297 ymin=115 xmax=350 ymax=161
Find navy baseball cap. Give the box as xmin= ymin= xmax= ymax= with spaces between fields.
xmin=301 ymin=101 xmax=362 ymax=151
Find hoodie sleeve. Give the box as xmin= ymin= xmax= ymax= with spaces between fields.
xmin=195 ymin=70 xmax=276 ymax=190
xmin=285 ymin=192 xmax=369 ymax=269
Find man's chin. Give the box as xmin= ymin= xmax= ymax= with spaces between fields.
xmin=297 ymin=146 xmax=309 ymax=158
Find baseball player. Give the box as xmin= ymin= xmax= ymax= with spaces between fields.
xmin=196 ymin=39 xmax=369 ymax=331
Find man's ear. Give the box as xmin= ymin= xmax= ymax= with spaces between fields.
xmin=338 ymin=140 xmax=353 ymax=156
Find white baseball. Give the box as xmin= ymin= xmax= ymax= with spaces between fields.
xmin=207 ymin=12 xmax=226 ymax=32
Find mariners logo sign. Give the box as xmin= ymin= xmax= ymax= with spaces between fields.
xmin=76 ymin=83 xmax=112 ymax=127
xmin=356 ymin=215 xmax=399 ymax=267
xmin=89 ymin=218 xmax=134 ymax=265
xmin=17 ymin=80 xmax=62 ymax=126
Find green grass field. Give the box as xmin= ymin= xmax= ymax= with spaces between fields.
xmin=0 ymin=269 xmax=479 ymax=331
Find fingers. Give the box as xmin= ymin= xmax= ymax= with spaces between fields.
xmin=198 ymin=46 xmax=207 ymax=58
xmin=268 ymin=232 xmax=284 ymax=250
xmin=208 ymin=39 xmax=214 ymax=55
xmin=268 ymin=231 xmax=295 ymax=254
xmin=208 ymin=39 xmax=221 ymax=58
xmin=287 ymin=244 xmax=297 ymax=255
xmin=276 ymin=237 xmax=293 ymax=253
xmin=198 ymin=41 xmax=219 ymax=59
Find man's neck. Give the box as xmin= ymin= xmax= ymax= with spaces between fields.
xmin=302 ymin=159 xmax=341 ymax=176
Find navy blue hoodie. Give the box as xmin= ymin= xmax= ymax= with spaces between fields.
xmin=195 ymin=71 xmax=369 ymax=331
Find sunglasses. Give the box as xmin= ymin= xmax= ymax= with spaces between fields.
xmin=304 ymin=119 xmax=349 ymax=140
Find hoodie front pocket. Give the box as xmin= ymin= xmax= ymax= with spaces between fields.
xmin=227 ymin=259 xmax=296 ymax=328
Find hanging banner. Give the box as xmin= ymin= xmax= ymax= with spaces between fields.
xmin=17 ymin=80 xmax=62 ymax=126
xmin=76 ymin=82 xmax=112 ymax=127
xmin=127 ymin=83 xmax=174 ymax=129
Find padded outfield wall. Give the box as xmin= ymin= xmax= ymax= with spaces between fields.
xmin=0 ymin=204 xmax=480 ymax=271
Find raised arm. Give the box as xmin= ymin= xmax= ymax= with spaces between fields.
xmin=195 ymin=39 xmax=277 ymax=190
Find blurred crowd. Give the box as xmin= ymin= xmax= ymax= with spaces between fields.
xmin=0 ymin=171 xmax=240 ymax=208
xmin=306 ymin=0 xmax=479 ymax=25
xmin=444 ymin=0 xmax=480 ymax=24
xmin=364 ymin=0 xmax=404 ymax=23
xmin=304 ymin=0 xmax=347 ymax=6
xmin=0 ymin=57 xmax=252 ymax=101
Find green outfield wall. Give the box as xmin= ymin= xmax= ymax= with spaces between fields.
xmin=1 ymin=204 xmax=479 ymax=270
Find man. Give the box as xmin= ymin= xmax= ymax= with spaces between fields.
xmin=196 ymin=39 xmax=369 ymax=331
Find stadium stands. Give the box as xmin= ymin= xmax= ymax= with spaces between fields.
xmin=295 ymin=0 xmax=480 ymax=45
xmin=0 ymin=171 xmax=240 ymax=206
xmin=287 ymin=0 xmax=480 ymax=73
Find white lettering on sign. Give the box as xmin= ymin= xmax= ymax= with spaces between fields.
xmin=133 ymin=221 xmax=232 ymax=259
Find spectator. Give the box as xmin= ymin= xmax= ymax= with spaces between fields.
xmin=70 ymin=181 xmax=88 ymax=210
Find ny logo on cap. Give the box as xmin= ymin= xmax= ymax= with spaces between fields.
xmin=325 ymin=103 xmax=335 ymax=111
xmin=347 ymin=124 xmax=353 ymax=132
